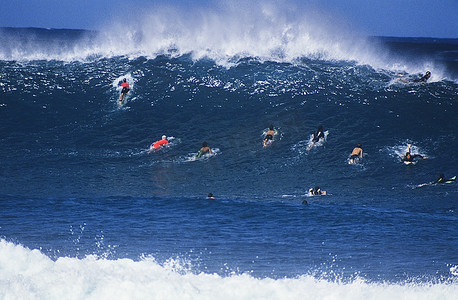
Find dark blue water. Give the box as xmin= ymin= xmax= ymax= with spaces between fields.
xmin=0 ymin=27 xmax=457 ymax=298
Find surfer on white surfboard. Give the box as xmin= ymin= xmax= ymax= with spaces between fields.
xmin=402 ymin=144 xmax=427 ymax=164
xmin=119 ymin=78 xmax=130 ymax=104
xmin=263 ymin=125 xmax=276 ymax=147
xmin=349 ymin=143 xmax=363 ymax=164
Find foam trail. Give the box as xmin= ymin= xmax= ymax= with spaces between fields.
xmin=1 ymin=240 xmax=457 ymax=300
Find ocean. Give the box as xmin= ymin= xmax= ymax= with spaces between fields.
xmin=0 ymin=11 xmax=457 ymax=299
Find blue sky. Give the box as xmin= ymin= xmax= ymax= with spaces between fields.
xmin=1 ymin=0 xmax=457 ymax=38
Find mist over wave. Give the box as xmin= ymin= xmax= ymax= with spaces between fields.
xmin=1 ymin=1 xmax=456 ymax=80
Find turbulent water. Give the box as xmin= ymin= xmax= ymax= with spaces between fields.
xmin=0 ymin=10 xmax=457 ymax=299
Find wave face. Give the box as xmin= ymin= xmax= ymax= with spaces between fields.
xmin=1 ymin=240 xmax=457 ymax=300
xmin=0 ymin=24 xmax=457 ymax=298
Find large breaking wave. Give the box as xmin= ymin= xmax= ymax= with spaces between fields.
xmin=1 ymin=1 xmax=455 ymax=81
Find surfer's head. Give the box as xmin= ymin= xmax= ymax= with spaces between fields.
xmin=123 ymin=78 xmax=127 ymax=82
xmin=318 ymin=125 xmax=323 ymax=131
xmin=162 ymin=135 xmax=166 ymax=140
xmin=357 ymin=143 xmax=362 ymax=148
xmin=202 ymin=141 xmax=208 ymax=147
xmin=269 ymin=125 xmax=274 ymax=130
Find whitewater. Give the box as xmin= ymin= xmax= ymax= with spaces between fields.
xmin=1 ymin=3 xmax=457 ymax=299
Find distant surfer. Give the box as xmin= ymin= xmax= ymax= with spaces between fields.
xmin=402 ymin=144 xmax=427 ymax=163
xmin=349 ymin=144 xmax=363 ymax=164
xmin=418 ymin=173 xmax=456 ymax=187
xmin=398 ymin=71 xmax=431 ymax=84
xmin=263 ymin=125 xmax=275 ymax=147
xmin=308 ymin=186 xmax=327 ymax=196
xmin=413 ymin=71 xmax=431 ymax=83
xmin=312 ymin=126 xmax=325 ymax=143
xmin=433 ymin=173 xmax=456 ymax=184
xmin=207 ymin=193 xmax=215 ymax=199
xmin=195 ymin=141 xmax=212 ymax=158
xmin=119 ymin=78 xmax=130 ymax=103
xmin=149 ymin=135 xmax=169 ymax=152
xmin=307 ymin=125 xmax=325 ymax=150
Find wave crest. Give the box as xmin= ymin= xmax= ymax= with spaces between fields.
xmin=1 ymin=239 xmax=456 ymax=299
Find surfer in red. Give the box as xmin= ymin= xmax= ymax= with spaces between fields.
xmin=119 ymin=78 xmax=130 ymax=102
xmin=148 ymin=136 xmax=169 ymax=152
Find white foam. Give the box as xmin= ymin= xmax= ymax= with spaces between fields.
xmin=112 ymin=74 xmax=134 ymax=91
xmin=0 ymin=2 xmax=453 ymax=80
xmin=384 ymin=142 xmax=429 ymax=163
xmin=1 ymin=239 xmax=457 ymax=300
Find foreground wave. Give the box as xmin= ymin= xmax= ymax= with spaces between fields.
xmin=1 ymin=240 xmax=456 ymax=300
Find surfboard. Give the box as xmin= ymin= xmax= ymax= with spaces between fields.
xmin=118 ymin=98 xmax=127 ymax=106
xmin=445 ymin=176 xmax=456 ymax=183
xmin=348 ymin=157 xmax=361 ymax=165
xmin=263 ymin=139 xmax=273 ymax=147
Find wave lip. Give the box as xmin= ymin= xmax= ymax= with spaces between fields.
xmin=0 ymin=2 xmax=379 ymax=65
xmin=1 ymin=1 xmax=457 ymax=81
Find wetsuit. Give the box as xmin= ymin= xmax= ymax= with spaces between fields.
xmin=310 ymin=187 xmax=322 ymax=195
xmin=312 ymin=130 xmax=324 ymax=143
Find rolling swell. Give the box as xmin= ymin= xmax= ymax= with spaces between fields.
xmin=1 ymin=53 xmax=457 ymax=199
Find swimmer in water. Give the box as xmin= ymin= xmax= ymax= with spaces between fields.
xmin=312 ymin=125 xmax=325 ymax=143
xmin=398 ymin=71 xmax=431 ymax=84
xmin=195 ymin=141 xmax=212 ymax=158
xmin=308 ymin=186 xmax=327 ymax=196
xmin=307 ymin=125 xmax=325 ymax=150
xmin=349 ymin=144 xmax=363 ymax=164
xmin=148 ymin=135 xmax=169 ymax=152
xmin=433 ymin=173 xmax=456 ymax=184
xmin=263 ymin=125 xmax=275 ymax=147
xmin=418 ymin=173 xmax=456 ymax=187
xmin=413 ymin=71 xmax=431 ymax=83
xmin=207 ymin=193 xmax=215 ymax=199
xmin=402 ymin=144 xmax=427 ymax=163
